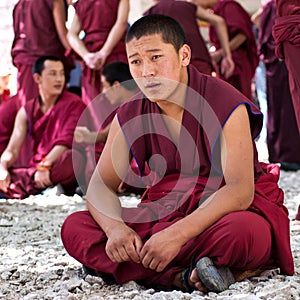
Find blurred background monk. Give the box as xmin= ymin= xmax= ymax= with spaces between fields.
xmin=273 ymin=0 xmax=300 ymax=132
xmin=11 ymin=0 xmax=74 ymax=105
xmin=190 ymin=0 xmax=258 ymax=100
xmin=144 ymin=0 xmax=234 ymax=78
xmin=67 ymin=0 xmax=129 ymax=105
xmin=0 ymin=56 xmax=85 ymax=199
xmin=74 ymin=61 xmax=139 ymax=194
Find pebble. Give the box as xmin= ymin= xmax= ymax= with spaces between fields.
xmin=0 ymin=169 xmax=299 ymax=299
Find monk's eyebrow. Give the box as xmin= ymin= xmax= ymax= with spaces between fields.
xmin=128 ymin=49 xmax=162 ymax=59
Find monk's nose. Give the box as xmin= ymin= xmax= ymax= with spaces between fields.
xmin=142 ymin=61 xmax=155 ymax=77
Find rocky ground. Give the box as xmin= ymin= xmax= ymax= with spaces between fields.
xmin=0 ymin=168 xmax=299 ymax=300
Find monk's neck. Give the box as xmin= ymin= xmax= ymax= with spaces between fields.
xmin=39 ymin=95 xmax=58 ymax=113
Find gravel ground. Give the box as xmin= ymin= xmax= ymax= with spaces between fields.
xmin=0 ymin=168 xmax=299 ymax=300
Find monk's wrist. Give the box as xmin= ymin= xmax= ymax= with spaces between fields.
xmin=37 ymin=158 xmax=52 ymax=172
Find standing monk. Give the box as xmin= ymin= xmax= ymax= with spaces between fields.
xmin=61 ymin=15 xmax=293 ymax=293
xmin=191 ymin=0 xmax=258 ymax=100
xmin=144 ymin=0 xmax=234 ymax=77
xmin=11 ymin=0 xmax=74 ymax=105
xmin=67 ymin=0 xmax=129 ymax=105
xmin=259 ymin=0 xmax=300 ymax=171
xmin=0 ymin=56 xmax=85 ymax=199
xmin=272 ymin=0 xmax=300 ymax=132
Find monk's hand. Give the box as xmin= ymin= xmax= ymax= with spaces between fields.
xmin=105 ymin=223 xmax=143 ymax=264
xmin=83 ymin=52 xmax=100 ymax=70
xmin=220 ymin=56 xmax=235 ymax=79
xmin=140 ymin=229 xmax=184 ymax=272
xmin=74 ymin=126 xmax=94 ymax=144
xmin=34 ymin=170 xmax=52 ymax=189
xmin=0 ymin=167 xmax=11 ymax=192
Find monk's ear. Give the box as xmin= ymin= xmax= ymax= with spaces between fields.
xmin=179 ymin=44 xmax=191 ymax=67
xmin=33 ymin=73 xmax=41 ymax=84
xmin=112 ymin=81 xmax=120 ymax=87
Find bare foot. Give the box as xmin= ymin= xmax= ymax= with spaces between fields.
xmin=173 ymin=269 xmax=207 ymax=293
xmin=190 ymin=269 xmax=208 ymax=292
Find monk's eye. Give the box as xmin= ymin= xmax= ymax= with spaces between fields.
xmin=130 ymin=59 xmax=140 ymax=65
xmin=152 ymin=55 xmax=161 ymax=61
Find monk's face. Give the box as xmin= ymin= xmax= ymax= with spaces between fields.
xmin=126 ymin=33 xmax=190 ymax=104
xmin=37 ymin=60 xmax=65 ymax=97
xmin=101 ymin=74 xmax=118 ymax=105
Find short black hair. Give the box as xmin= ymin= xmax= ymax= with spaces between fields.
xmin=126 ymin=14 xmax=187 ymax=52
xmin=102 ymin=61 xmax=137 ymax=91
xmin=32 ymin=55 xmax=62 ymax=75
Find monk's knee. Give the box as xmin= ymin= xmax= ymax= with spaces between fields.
xmin=216 ymin=211 xmax=272 ymax=269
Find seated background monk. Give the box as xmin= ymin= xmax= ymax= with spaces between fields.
xmin=61 ymin=15 xmax=293 ymax=293
xmin=0 ymin=55 xmax=86 ymax=199
xmin=74 ymin=61 xmax=140 ymax=193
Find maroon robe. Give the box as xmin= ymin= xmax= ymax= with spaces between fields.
xmin=259 ymin=0 xmax=300 ymax=164
xmin=0 ymin=91 xmax=86 ymax=199
xmin=272 ymin=0 xmax=300 ymax=132
xmin=144 ymin=0 xmax=214 ymax=75
xmin=11 ymin=0 xmax=74 ymax=104
xmin=0 ymin=95 xmax=32 ymax=167
xmin=61 ymin=65 xmax=293 ymax=289
xmin=73 ymin=0 xmax=128 ymax=105
xmin=209 ymin=0 xmax=259 ymax=100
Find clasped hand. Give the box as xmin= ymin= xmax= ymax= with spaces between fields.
xmin=106 ymin=224 xmax=183 ymax=272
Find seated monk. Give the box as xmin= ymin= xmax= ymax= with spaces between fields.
xmin=0 ymin=55 xmax=86 ymax=199
xmin=74 ymin=61 xmax=142 ymax=194
xmin=61 ymin=15 xmax=293 ymax=293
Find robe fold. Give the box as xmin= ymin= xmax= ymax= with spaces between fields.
xmin=273 ymin=0 xmax=300 ymax=131
xmin=144 ymin=0 xmax=213 ymax=75
xmin=209 ymin=0 xmax=258 ymax=99
xmin=73 ymin=0 xmax=127 ymax=104
xmin=1 ymin=91 xmax=86 ymax=199
xmin=259 ymin=0 xmax=300 ymax=163
xmin=11 ymin=0 xmax=74 ymax=104
xmin=61 ymin=65 xmax=293 ymax=290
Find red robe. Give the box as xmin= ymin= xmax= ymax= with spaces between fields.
xmin=11 ymin=0 xmax=74 ymax=104
xmin=144 ymin=0 xmax=213 ymax=75
xmin=73 ymin=0 xmax=128 ymax=105
xmin=1 ymin=91 xmax=86 ymax=199
xmin=0 ymin=95 xmax=32 ymax=167
xmin=273 ymin=0 xmax=300 ymax=132
xmin=259 ymin=0 xmax=300 ymax=164
xmin=61 ymin=65 xmax=293 ymax=289
xmin=209 ymin=0 xmax=258 ymax=99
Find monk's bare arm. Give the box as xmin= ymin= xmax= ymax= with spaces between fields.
xmin=171 ymin=104 xmax=254 ymax=239
xmin=140 ymin=105 xmax=254 ymax=272
xmin=67 ymin=13 xmax=89 ymax=60
xmin=41 ymin=145 xmax=68 ymax=166
xmin=228 ymin=32 xmax=247 ymax=51
xmin=53 ymin=0 xmax=71 ymax=50
xmin=0 ymin=108 xmax=28 ymax=169
xmin=95 ymin=0 xmax=129 ymax=67
xmin=0 ymin=108 xmax=28 ymax=192
xmin=197 ymin=7 xmax=232 ymax=61
xmin=86 ymin=116 xmax=142 ymax=263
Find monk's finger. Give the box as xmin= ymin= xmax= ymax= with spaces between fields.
xmin=148 ymin=258 xmax=160 ymax=271
xmin=124 ymin=243 xmax=140 ymax=263
xmin=116 ymin=246 xmax=130 ymax=262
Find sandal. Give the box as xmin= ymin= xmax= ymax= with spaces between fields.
xmin=196 ymin=257 xmax=235 ymax=293
xmin=180 ymin=256 xmax=196 ymax=292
